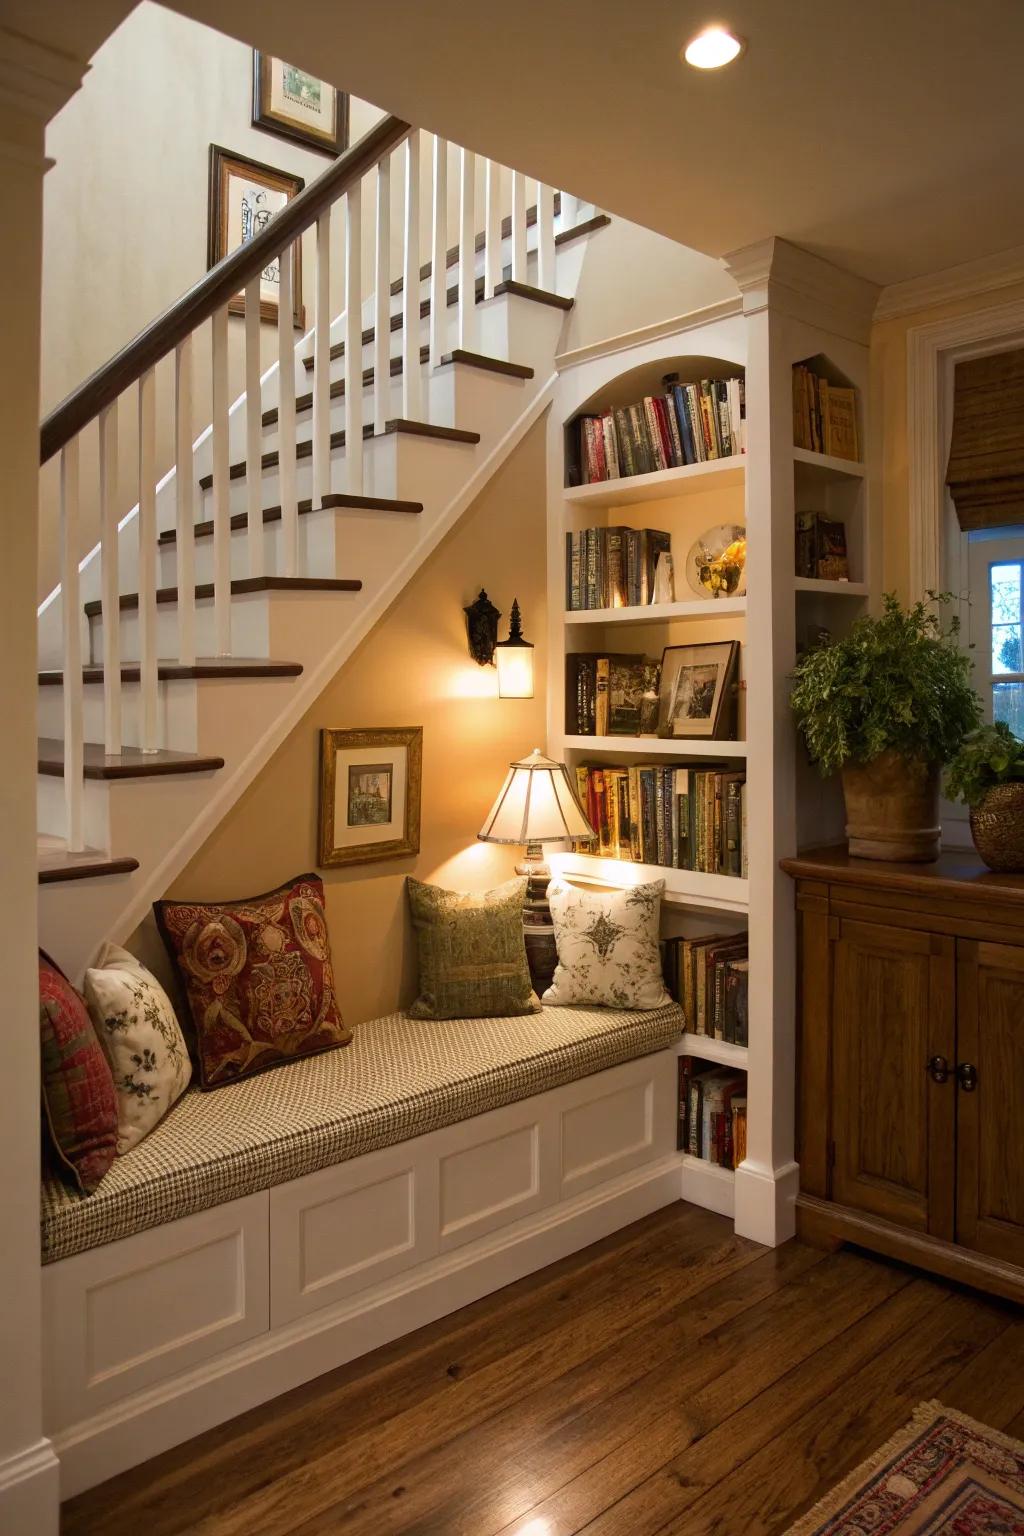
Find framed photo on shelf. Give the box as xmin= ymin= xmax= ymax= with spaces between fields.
xmin=656 ymin=640 xmax=740 ymax=740
xmin=252 ymin=53 xmax=349 ymax=157
xmin=318 ymin=727 xmax=422 ymax=867
xmin=207 ymin=144 xmax=305 ymax=327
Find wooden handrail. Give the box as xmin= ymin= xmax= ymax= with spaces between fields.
xmin=40 ymin=114 xmax=412 ymax=465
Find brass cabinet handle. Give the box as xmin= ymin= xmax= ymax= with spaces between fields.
xmin=957 ymin=1062 xmax=978 ymax=1092
xmin=926 ymin=1055 xmax=949 ymax=1084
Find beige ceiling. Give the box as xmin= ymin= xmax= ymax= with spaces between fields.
xmin=39 ymin=0 xmax=1024 ymax=287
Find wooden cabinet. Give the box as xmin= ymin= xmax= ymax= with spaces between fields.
xmin=784 ymin=848 xmax=1024 ymax=1304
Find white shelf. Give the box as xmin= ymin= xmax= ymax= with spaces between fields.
xmin=794 ymin=578 xmax=870 ymax=597
xmin=564 ymin=457 xmax=745 ymax=508
xmin=792 ymin=446 xmax=865 ymax=482
xmin=551 ymin=852 xmax=748 ymax=914
xmin=679 ymin=1154 xmax=735 ymax=1217
xmin=680 ymin=1033 xmax=748 ymax=1069
xmin=559 ymin=734 xmax=747 ymax=758
xmin=565 ymin=596 xmax=746 ymax=626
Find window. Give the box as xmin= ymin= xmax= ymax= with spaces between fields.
xmin=967 ymin=530 xmax=1024 ymax=732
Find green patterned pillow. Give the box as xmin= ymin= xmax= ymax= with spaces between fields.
xmin=406 ymin=876 xmax=541 ymax=1020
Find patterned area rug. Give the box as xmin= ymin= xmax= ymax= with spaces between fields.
xmin=786 ymin=1401 xmax=1024 ymax=1534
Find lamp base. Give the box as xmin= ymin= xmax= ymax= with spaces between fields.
xmin=518 ymin=844 xmax=557 ymax=997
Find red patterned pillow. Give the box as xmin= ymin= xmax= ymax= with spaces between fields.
xmin=154 ymin=874 xmax=351 ymax=1089
xmin=39 ymin=952 xmax=118 ymax=1193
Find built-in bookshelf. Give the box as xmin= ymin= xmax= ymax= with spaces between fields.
xmin=547 ymin=263 xmax=876 ymax=1246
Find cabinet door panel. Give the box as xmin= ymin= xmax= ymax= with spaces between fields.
xmin=956 ymin=940 xmax=1024 ymax=1267
xmin=831 ymin=919 xmax=955 ymax=1236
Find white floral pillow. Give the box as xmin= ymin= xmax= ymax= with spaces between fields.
xmin=543 ymin=879 xmax=672 ymax=1010
xmin=83 ymin=943 xmax=192 ymax=1153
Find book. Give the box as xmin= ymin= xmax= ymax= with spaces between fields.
xmin=793 ymin=364 xmax=860 ymax=462
xmin=565 ymin=526 xmax=676 ymax=611
xmin=724 ymin=958 xmax=749 ymax=1046
xmin=571 ymin=766 xmax=746 ymax=876
xmin=568 ymin=378 xmax=746 ymax=487
xmin=796 ymin=512 xmax=849 ymax=582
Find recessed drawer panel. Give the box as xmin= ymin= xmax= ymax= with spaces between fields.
xmin=439 ymin=1122 xmax=542 ymax=1250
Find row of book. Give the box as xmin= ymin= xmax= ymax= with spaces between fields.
xmin=663 ymin=932 xmax=748 ymax=1044
xmin=573 ymin=377 xmax=746 ymax=485
xmin=795 ymin=511 xmax=850 ymax=581
xmin=573 ymin=764 xmax=747 ymax=877
xmin=792 ymin=365 xmax=859 ymax=461
xmin=566 ymin=653 xmax=660 ymax=737
xmin=677 ymin=1059 xmax=747 ymax=1168
xmin=565 ymin=526 xmax=670 ymax=611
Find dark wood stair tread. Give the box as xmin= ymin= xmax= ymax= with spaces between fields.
xmin=158 ymin=493 xmax=421 ymax=547
xmin=38 ymin=738 xmax=226 ymax=781
xmin=84 ymin=576 xmax=362 ymax=618
xmin=294 ymin=344 xmax=532 ymax=393
xmin=199 ymin=420 xmax=479 ymax=491
xmin=37 ymin=841 xmax=140 ymax=884
xmin=39 ymin=659 xmax=304 ymax=685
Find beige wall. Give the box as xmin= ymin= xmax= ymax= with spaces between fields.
xmin=873 ymin=280 xmax=1024 ymax=599
xmin=139 ymin=417 xmax=548 ymax=1028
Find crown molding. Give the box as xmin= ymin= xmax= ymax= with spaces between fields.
xmin=554 ymin=296 xmax=742 ymax=371
xmin=723 ymin=235 xmax=879 ymax=345
xmin=875 ymin=243 xmax=1024 ymax=323
xmin=0 ymin=26 xmax=86 ymax=124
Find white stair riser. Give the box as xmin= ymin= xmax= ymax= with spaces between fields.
xmin=39 ymin=677 xmax=202 ymax=753
xmin=38 ymin=766 xmax=223 ymax=850
xmin=476 ymin=292 xmax=566 ymax=374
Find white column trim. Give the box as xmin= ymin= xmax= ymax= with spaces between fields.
xmin=0 ymin=25 xmax=87 ymax=122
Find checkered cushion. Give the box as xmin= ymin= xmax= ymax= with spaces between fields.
xmin=41 ymin=1003 xmax=683 ymax=1264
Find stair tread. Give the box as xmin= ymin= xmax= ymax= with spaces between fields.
xmin=158 ymin=493 xmax=422 ymax=547
xmin=38 ymin=738 xmax=226 ymax=780
xmin=83 ymin=576 xmax=362 ymax=618
xmin=38 ymin=658 xmax=305 ymax=684
xmin=198 ymin=420 xmax=479 ymax=491
xmin=37 ymin=836 xmax=140 ymax=885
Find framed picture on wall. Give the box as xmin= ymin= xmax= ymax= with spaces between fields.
xmin=252 ymin=52 xmax=349 ymax=157
xmin=656 ymin=640 xmax=740 ymax=740
xmin=318 ymin=727 xmax=423 ymax=867
xmin=207 ymin=144 xmax=305 ymax=326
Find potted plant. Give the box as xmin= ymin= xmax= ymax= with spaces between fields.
xmin=946 ymin=721 xmax=1024 ymax=871
xmin=790 ymin=593 xmax=980 ymax=861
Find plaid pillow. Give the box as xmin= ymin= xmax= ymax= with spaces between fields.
xmin=406 ymin=875 xmax=540 ymax=1020
xmin=39 ymin=952 xmax=118 ymax=1193
xmin=155 ymin=873 xmax=351 ymax=1089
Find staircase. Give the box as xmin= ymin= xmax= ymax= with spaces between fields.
xmin=36 ymin=114 xmax=610 ymax=979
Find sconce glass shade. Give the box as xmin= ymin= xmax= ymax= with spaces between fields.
xmin=494 ymin=597 xmax=534 ymax=698
xmin=478 ymin=749 xmax=596 ymax=847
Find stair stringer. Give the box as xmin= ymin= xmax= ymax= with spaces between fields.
xmin=39 ymin=376 xmax=556 ymax=982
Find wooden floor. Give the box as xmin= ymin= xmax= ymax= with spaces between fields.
xmin=62 ymin=1202 xmax=1024 ymax=1536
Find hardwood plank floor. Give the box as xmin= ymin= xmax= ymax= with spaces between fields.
xmin=62 ymin=1202 xmax=1024 ymax=1536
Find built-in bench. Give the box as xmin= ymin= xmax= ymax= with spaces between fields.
xmin=42 ymin=1002 xmax=684 ymax=1498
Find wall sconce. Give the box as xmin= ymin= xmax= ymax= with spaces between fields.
xmin=464 ymin=589 xmax=501 ymax=666
xmin=494 ymin=599 xmax=535 ymax=699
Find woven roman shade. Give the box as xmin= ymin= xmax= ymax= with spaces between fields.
xmin=946 ymin=347 xmax=1024 ymax=531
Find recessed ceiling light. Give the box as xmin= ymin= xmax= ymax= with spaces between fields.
xmin=683 ymin=25 xmax=744 ymax=69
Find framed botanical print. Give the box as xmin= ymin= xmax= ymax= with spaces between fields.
xmin=207 ymin=145 xmax=305 ymax=326
xmin=252 ymin=53 xmax=349 ymax=157
xmin=318 ymin=727 xmax=423 ymax=867
xmin=656 ymin=640 xmax=740 ymax=740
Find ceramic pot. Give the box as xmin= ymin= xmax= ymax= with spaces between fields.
xmin=841 ymin=751 xmax=941 ymax=862
xmin=969 ymin=781 xmax=1024 ymax=872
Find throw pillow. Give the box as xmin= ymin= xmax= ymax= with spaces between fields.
xmin=83 ymin=943 xmax=193 ymax=1153
xmin=406 ymin=875 xmax=541 ymax=1020
xmin=154 ymin=873 xmax=351 ymax=1089
xmin=543 ymin=878 xmax=672 ymax=1010
xmin=39 ymin=952 xmax=119 ymax=1193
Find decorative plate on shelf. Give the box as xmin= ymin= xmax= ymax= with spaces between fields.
xmin=686 ymin=524 xmax=747 ymax=599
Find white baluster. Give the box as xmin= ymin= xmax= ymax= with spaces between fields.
xmin=137 ymin=366 xmax=158 ymax=751
xmin=484 ymin=159 xmax=501 ymax=301
xmin=60 ymin=438 xmax=84 ymax=849
xmin=244 ymin=280 xmax=264 ymax=577
xmin=402 ymin=132 xmax=422 ymax=420
xmin=211 ymin=304 xmax=231 ymax=654
xmin=175 ymin=337 xmax=196 ymax=665
xmin=537 ymin=181 xmax=555 ymax=292
xmin=313 ymin=209 xmax=332 ymax=508
xmin=458 ymin=147 xmax=476 ymax=350
xmin=511 ymin=170 xmax=527 ymax=283
xmin=430 ymin=135 xmax=448 ymax=367
xmin=344 ymin=189 xmax=363 ymax=494
xmin=374 ymin=151 xmax=391 ymax=433
xmin=277 ymin=243 xmax=298 ymax=575
xmin=559 ymin=191 xmax=581 ymax=230
xmin=99 ymin=401 xmax=121 ymax=755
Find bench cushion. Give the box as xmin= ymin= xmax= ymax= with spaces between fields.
xmin=41 ymin=1002 xmax=683 ymax=1264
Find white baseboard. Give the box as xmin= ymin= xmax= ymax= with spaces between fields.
xmin=734 ymin=1159 xmax=800 ymax=1247
xmin=0 ymin=1439 xmax=60 ymax=1536
xmin=54 ymin=1154 xmax=681 ymax=1498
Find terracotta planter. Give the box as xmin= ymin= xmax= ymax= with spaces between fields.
xmin=969 ymin=781 xmax=1024 ymax=872
xmin=841 ymin=751 xmax=941 ymax=862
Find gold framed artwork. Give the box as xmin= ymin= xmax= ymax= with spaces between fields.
xmin=252 ymin=53 xmax=349 ymax=157
xmin=207 ymin=144 xmax=305 ymax=327
xmin=318 ymin=727 xmax=423 ymax=867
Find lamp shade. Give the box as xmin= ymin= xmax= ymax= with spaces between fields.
xmin=478 ymin=749 xmax=596 ymax=845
